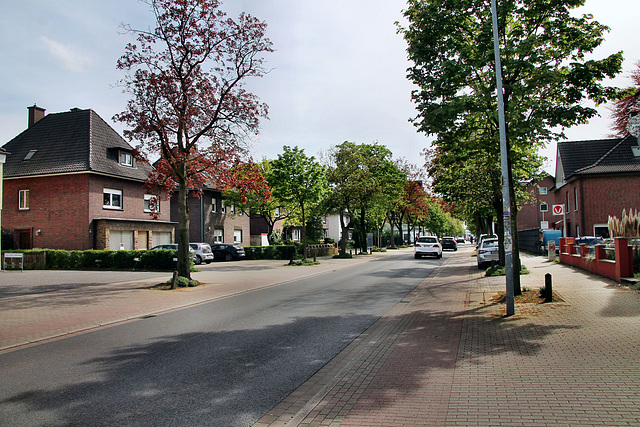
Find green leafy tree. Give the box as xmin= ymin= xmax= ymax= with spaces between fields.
xmin=269 ymin=146 xmax=328 ymax=259
xmin=400 ymin=0 xmax=623 ymax=293
xmin=223 ymin=160 xmax=288 ymax=245
xmin=326 ymin=142 xmax=405 ymax=253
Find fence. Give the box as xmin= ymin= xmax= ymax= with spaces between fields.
xmin=518 ymin=228 xmax=541 ymax=255
xmin=559 ymin=237 xmax=634 ymax=282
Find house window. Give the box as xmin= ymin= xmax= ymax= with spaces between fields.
xmin=565 ymin=191 xmax=570 ymax=212
xmin=221 ymin=200 xmax=226 ymax=214
xmin=293 ymin=229 xmax=301 ymax=241
xmin=213 ymin=228 xmax=224 ymax=243
xmin=103 ymin=188 xmax=123 ymax=209
xmin=275 ymin=207 xmax=280 ymax=217
xmin=144 ymin=194 xmax=159 ymax=213
xmin=233 ymin=229 xmax=242 ymax=243
xmin=119 ymin=151 xmax=133 ymax=167
xmin=539 ymin=187 xmax=547 ymax=195
xmin=230 ymin=204 xmax=235 ymax=214
xmin=540 ymin=203 xmax=548 ymax=212
xmin=212 ymin=198 xmax=217 ymax=213
xmin=18 ymin=189 xmax=29 ymax=210
xmin=574 ymin=187 xmax=578 ymax=211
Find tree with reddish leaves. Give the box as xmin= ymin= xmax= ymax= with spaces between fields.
xmin=609 ymin=62 xmax=640 ymax=137
xmin=114 ymin=0 xmax=273 ymax=279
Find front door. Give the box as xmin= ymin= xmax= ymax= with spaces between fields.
xmin=17 ymin=229 xmax=32 ymax=249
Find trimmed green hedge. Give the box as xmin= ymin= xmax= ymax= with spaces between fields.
xmin=2 ymin=249 xmax=187 ymax=271
xmin=243 ymin=245 xmax=297 ymax=260
xmin=3 ymin=245 xmax=300 ymax=270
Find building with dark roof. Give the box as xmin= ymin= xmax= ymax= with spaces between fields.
xmin=518 ymin=135 xmax=640 ymax=239
xmin=1 ymin=106 xmax=176 ymax=250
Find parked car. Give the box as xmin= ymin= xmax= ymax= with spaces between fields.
xmin=456 ymin=237 xmax=465 ymax=244
xmin=414 ymin=236 xmax=442 ymax=259
xmin=441 ymin=237 xmax=457 ymax=251
xmin=211 ymin=243 xmax=246 ymax=261
xmin=189 ymin=243 xmax=214 ymax=265
xmin=477 ymin=238 xmax=499 ymax=269
xmin=150 ymin=244 xmax=196 ymax=262
xmin=476 ymin=234 xmax=497 ymax=249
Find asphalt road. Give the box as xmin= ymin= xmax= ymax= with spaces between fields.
xmin=0 ymin=250 xmax=447 ymax=426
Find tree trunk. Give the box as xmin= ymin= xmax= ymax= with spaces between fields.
xmin=177 ymin=177 xmax=191 ymax=279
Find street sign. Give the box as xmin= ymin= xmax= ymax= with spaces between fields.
xmin=552 ymin=204 xmax=565 ymax=215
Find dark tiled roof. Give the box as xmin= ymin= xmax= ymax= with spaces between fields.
xmin=557 ymin=136 xmax=640 ymax=180
xmin=1 ymin=108 xmax=151 ymax=180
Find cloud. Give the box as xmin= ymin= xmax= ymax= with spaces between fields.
xmin=41 ymin=36 xmax=93 ymax=73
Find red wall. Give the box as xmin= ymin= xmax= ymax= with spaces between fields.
xmin=3 ymin=174 xmax=92 ymax=249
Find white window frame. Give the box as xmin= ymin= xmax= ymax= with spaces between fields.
xmin=212 ymin=197 xmax=217 ymax=213
xmin=221 ymin=200 xmax=226 ymax=214
xmin=213 ymin=228 xmax=224 ymax=243
xmin=18 ymin=189 xmax=29 ymax=210
xmin=119 ymin=150 xmax=133 ymax=167
xmin=103 ymin=188 xmax=123 ymax=210
xmin=144 ymin=194 xmax=159 ymax=213
xmin=293 ymin=229 xmax=301 ymax=241
xmin=233 ymin=229 xmax=242 ymax=243
xmin=574 ymin=187 xmax=578 ymax=211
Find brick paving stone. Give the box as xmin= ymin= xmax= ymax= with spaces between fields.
xmin=255 ymin=247 xmax=640 ymax=426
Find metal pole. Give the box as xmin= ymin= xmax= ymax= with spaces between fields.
xmin=490 ymin=0 xmax=514 ymax=316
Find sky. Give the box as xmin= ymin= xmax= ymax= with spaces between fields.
xmin=1 ymin=0 xmax=638 ymax=175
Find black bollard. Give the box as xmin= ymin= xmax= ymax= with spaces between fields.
xmin=545 ymin=273 xmax=553 ymax=302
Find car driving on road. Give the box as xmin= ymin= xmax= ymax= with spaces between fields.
xmin=414 ymin=236 xmax=442 ymax=259
xmin=441 ymin=237 xmax=457 ymax=251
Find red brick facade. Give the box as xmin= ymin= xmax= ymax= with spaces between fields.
xmin=170 ymin=189 xmax=250 ymax=246
xmin=2 ymin=173 xmax=174 ymax=250
xmin=519 ymin=173 xmax=640 ymax=238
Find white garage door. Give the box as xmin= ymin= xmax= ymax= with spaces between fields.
xmin=110 ymin=230 xmax=134 ymax=251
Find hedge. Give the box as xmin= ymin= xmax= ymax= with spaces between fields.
xmin=1 ymin=249 xmax=188 ymax=271
xmin=243 ymin=245 xmax=297 ymax=260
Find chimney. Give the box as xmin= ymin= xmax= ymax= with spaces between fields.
xmin=28 ymin=105 xmax=46 ymax=128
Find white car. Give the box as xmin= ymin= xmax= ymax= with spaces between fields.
xmin=414 ymin=236 xmax=442 ymax=259
xmin=477 ymin=238 xmax=499 ymax=268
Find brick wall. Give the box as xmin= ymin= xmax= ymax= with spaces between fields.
xmin=581 ymin=174 xmax=640 ymax=235
xmin=2 ymin=173 xmax=173 ymax=250
xmin=2 ymin=174 xmax=92 ymax=249
xmin=168 ymin=189 xmax=250 ymax=246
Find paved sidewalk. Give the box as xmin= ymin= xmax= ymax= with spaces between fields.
xmin=255 ymin=249 xmax=640 ymax=427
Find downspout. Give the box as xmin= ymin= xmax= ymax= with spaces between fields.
xmin=580 ymin=176 xmax=586 ymax=235
xmin=201 ymin=195 xmax=205 ymax=242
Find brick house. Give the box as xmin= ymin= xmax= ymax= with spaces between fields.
xmin=172 ymin=187 xmax=250 ymax=246
xmin=553 ymin=135 xmax=640 ymax=237
xmin=518 ymin=135 xmax=640 ymax=238
xmin=1 ymin=106 xmax=176 ymax=250
xmin=517 ymin=173 xmax=556 ymax=231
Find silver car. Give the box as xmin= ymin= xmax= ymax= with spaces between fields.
xmin=189 ymin=243 xmax=214 ymax=265
xmin=477 ymin=238 xmax=499 ymax=269
xmin=414 ymin=236 xmax=442 ymax=259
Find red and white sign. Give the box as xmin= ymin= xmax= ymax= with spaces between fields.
xmin=552 ymin=204 xmax=565 ymax=215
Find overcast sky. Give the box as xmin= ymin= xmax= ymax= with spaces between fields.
xmin=1 ymin=0 xmax=637 ymax=174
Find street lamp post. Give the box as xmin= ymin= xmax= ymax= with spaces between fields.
xmin=490 ymin=0 xmax=515 ymax=316
xmin=0 ymin=147 xmax=8 ymax=272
